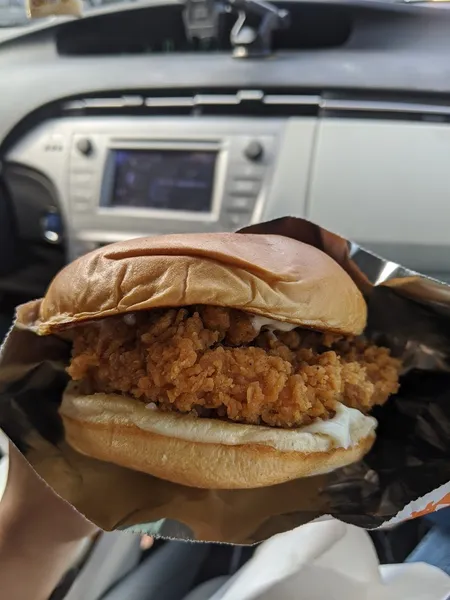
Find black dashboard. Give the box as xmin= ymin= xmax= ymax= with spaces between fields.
xmin=2 ymin=0 xmax=450 ymax=309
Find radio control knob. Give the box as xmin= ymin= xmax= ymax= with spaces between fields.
xmin=244 ymin=140 xmax=264 ymax=162
xmin=76 ymin=138 xmax=93 ymax=156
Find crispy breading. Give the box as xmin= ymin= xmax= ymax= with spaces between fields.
xmin=67 ymin=306 xmax=401 ymax=428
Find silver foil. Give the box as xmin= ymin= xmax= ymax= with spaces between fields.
xmin=0 ymin=216 xmax=450 ymax=543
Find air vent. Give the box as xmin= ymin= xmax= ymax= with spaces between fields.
xmin=61 ymin=89 xmax=450 ymax=120
xmin=62 ymin=90 xmax=321 ymax=118
xmin=317 ymin=96 xmax=450 ymax=124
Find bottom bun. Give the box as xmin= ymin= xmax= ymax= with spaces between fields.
xmin=60 ymin=384 xmax=377 ymax=489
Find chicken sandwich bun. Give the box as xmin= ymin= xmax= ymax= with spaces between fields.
xmin=31 ymin=233 xmax=402 ymax=489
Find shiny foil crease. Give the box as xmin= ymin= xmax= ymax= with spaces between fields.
xmin=1 ymin=216 xmax=450 ymax=543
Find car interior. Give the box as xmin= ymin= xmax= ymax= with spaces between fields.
xmin=0 ymin=0 xmax=450 ymax=597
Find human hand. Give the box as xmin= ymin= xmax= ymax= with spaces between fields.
xmin=140 ymin=534 xmax=154 ymax=550
xmin=0 ymin=440 xmax=98 ymax=600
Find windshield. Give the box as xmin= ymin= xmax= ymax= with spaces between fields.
xmin=0 ymin=0 xmax=139 ymax=28
xmin=0 ymin=0 xmax=449 ymax=30
xmin=0 ymin=0 xmax=28 ymax=27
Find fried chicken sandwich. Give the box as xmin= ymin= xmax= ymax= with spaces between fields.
xmin=29 ymin=232 xmax=401 ymax=489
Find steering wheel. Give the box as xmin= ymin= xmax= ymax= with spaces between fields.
xmin=0 ymin=178 xmax=19 ymax=276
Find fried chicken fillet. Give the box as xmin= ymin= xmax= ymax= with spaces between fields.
xmin=67 ymin=306 xmax=401 ymax=429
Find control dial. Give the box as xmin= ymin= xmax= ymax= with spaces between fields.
xmin=244 ymin=140 xmax=264 ymax=162
xmin=76 ymin=138 xmax=94 ymax=156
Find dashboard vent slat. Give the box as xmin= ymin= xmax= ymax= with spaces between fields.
xmin=62 ymin=90 xmax=321 ymax=118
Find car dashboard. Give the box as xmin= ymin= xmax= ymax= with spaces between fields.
xmin=1 ymin=0 xmax=450 ymax=305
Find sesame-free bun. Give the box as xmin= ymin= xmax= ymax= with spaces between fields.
xmin=34 ymin=232 xmax=366 ymax=336
xmin=59 ymin=384 xmax=377 ymax=489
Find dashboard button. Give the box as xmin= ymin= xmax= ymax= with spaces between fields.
xmin=227 ymin=196 xmax=253 ymax=212
xmin=232 ymin=162 xmax=265 ymax=179
xmin=227 ymin=213 xmax=250 ymax=229
xmin=71 ymin=172 xmax=93 ymax=185
xmin=76 ymin=138 xmax=94 ymax=156
xmin=72 ymin=195 xmax=90 ymax=211
xmin=72 ymin=189 xmax=92 ymax=200
xmin=244 ymin=140 xmax=264 ymax=162
xmin=230 ymin=179 xmax=260 ymax=197
xmin=41 ymin=211 xmax=62 ymax=244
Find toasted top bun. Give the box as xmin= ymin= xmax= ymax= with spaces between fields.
xmin=34 ymin=232 xmax=366 ymax=335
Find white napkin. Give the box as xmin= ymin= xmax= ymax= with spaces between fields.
xmin=213 ymin=517 xmax=450 ymax=600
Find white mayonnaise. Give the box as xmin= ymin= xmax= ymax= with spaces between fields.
xmin=123 ymin=313 xmax=137 ymax=326
xmin=62 ymin=388 xmax=377 ymax=454
xmin=251 ymin=315 xmax=299 ymax=334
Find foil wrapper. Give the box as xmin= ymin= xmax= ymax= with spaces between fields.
xmin=1 ymin=216 xmax=450 ymax=544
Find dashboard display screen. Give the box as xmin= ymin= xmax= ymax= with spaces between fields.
xmin=109 ymin=149 xmax=217 ymax=212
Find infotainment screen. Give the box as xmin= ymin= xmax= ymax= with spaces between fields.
xmin=108 ymin=149 xmax=217 ymax=212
